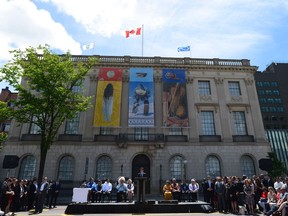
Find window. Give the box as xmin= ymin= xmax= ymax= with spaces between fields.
xmin=134 ymin=128 xmax=148 ymax=141
xmin=267 ymin=98 xmax=274 ymax=103
xmin=205 ymin=155 xmax=221 ymax=179
xmin=240 ymin=155 xmax=255 ymax=178
xmin=233 ymin=111 xmax=247 ymax=135
xmin=259 ymin=98 xmax=267 ymax=103
xmin=200 ymin=111 xmax=216 ymax=135
xmin=277 ymin=107 xmax=284 ymax=112
xmin=261 ymin=107 xmax=269 ymax=112
xmin=72 ymin=84 xmax=82 ymax=93
xmin=58 ymin=155 xmax=75 ymax=181
xmin=228 ymin=81 xmax=241 ymax=96
xmin=1 ymin=123 xmax=10 ymax=132
xmin=168 ymin=128 xmax=183 ymax=135
xmin=273 ymin=90 xmax=280 ymax=95
xmin=65 ymin=113 xmax=80 ymax=134
xmin=96 ymin=155 xmax=112 ymax=180
xmin=271 ymin=82 xmax=278 ymax=87
xmin=18 ymin=155 xmax=36 ymax=180
xmin=29 ymin=116 xmax=41 ymax=134
xmin=265 ymin=90 xmax=272 ymax=95
xmin=170 ymin=155 xmax=185 ymax=180
xmin=256 ymin=82 xmax=263 ymax=87
xmin=100 ymin=127 xmax=112 ymax=135
xmin=269 ymin=107 xmax=277 ymax=112
xmin=198 ymin=81 xmax=211 ymax=95
xmin=257 ymin=90 xmax=265 ymax=95
xmin=263 ymin=82 xmax=270 ymax=87
xmin=274 ymin=98 xmax=282 ymax=104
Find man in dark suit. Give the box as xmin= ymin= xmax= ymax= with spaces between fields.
xmin=49 ymin=179 xmax=61 ymax=208
xmin=137 ymin=167 xmax=146 ymax=203
xmin=203 ymin=176 xmax=214 ymax=207
xmin=137 ymin=167 xmax=146 ymax=177
xmin=27 ymin=177 xmax=38 ymax=211
xmin=262 ymin=174 xmax=274 ymax=189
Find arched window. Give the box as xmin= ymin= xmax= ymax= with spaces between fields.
xmin=58 ymin=155 xmax=75 ymax=181
xmin=96 ymin=155 xmax=112 ymax=180
xmin=18 ymin=155 xmax=36 ymax=180
xmin=240 ymin=155 xmax=255 ymax=178
xmin=169 ymin=155 xmax=185 ymax=180
xmin=205 ymin=155 xmax=221 ymax=179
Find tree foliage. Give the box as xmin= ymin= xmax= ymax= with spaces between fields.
xmin=267 ymin=152 xmax=288 ymax=177
xmin=0 ymin=101 xmax=12 ymax=148
xmin=0 ymin=45 xmax=97 ymax=180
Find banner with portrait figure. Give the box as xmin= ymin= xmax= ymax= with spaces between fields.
xmin=94 ymin=68 xmax=122 ymax=127
xmin=128 ymin=68 xmax=154 ymax=127
xmin=162 ymin=69 xmax=189 ymax=127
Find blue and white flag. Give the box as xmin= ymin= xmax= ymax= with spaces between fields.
xmin=177 ymin=46 xmax=190 ymax=52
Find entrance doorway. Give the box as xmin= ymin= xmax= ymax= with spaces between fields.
xmin=132 ymin=154 xmax=150 ymax=194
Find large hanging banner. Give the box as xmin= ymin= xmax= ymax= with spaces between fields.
xmin=162 ymin=69 xmax=189 ymax=127
xmin=128 ymin=68 xmax=154 ymax=127
xmin=94 ymin=68 xmax=122 ymax=127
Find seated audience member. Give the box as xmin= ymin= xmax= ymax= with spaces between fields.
xmin=86 ymin=177 xmax=96 ymax=202
xmin=116 ymin=177 xmax=127 ymax=202
xmin=264 ymin=185 xmax=287 ymax=216
xmin=102 ymin=179 xmax=112 ymax=202
xmin=180 ymin=179 xmax=189 ymax=202
xmin=171 ymin=178 xmax=181 ymax=202
xmin=266 ymin=186 xmax=277 ymax=211
xmin=126 ymin=179 xmax=134 ymax=202
xmin=258 ymin=187 xmax=268 ymax=211
xmin=163 ymin=180 xmax=173 ymax=200
xmin=274 ymin=177 xmax=284 ymax=191
xmin=189 ymin=179 xmax=199 ymax=202
xmin=94 ymin=180 xmax=103 ymax=203
xmin=80 ymin=180 xmax=87 ymax=188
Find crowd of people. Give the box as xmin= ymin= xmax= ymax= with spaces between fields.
xmin=0 ymin=177 xmax=61 ymax=216
xmin=2 ymin=173 xmax=288 ymax=215
xmin=80 ymin=177 xmax=135 ymax=203
xmin=162 ymin=174 xmax=288 ymax=215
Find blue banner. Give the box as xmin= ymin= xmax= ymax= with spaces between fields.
xmin=128 ymin=68 xmax=154 ymax=127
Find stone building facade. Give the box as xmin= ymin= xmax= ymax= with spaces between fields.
xmin=0 ymin=56 xmax=271 ymax=194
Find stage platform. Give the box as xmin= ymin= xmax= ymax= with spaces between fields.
xmin=64 ymin=200 xmax=213 ymax=214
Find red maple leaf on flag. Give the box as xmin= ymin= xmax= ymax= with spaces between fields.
xmin=125 ymin=27 xmax=141 ymax=38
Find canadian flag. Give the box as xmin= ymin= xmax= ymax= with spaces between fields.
xmin=125 ymin=27 xmax=141 ymax=38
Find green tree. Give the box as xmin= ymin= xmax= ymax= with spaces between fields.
xmin=0 ymin=45 xmax=97 ymax=180
xmin=267 ymin=152 xmax=288 ymax=177
xmin=0 ymin=101 xmax=12 ymax=149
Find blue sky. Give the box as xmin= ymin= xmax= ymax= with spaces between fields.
xmin=1 ymin=0 xmax=288 ymax=91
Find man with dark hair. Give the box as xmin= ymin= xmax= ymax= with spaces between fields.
xmin=27 ymin=177 xmax=38 ymax=211
xmin=49 ymin=179 xmax=61 ymax=209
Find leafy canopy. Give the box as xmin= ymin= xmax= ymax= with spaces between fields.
xmin=0 ymin=45 xmax=97 ymax=148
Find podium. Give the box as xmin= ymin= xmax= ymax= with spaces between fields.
xmin=135 ymin=177 xmax=147 ymax=203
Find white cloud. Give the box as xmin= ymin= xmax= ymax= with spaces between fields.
xmin=0 ymin=0 xmax=81 ymax=62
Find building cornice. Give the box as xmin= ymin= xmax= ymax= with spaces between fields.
xmin=68 ymin=55 xmax=258 ymax=73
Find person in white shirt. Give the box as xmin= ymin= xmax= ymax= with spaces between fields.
xmin=126 ymin=179 xmax=134 ymax=202
xmin=102 ymin=179 xmax=112 ymax=202
xmin=274 ymin=177 xmax=283 ymax=191
xmin=189 ymin=179 xmax=199 ymax=202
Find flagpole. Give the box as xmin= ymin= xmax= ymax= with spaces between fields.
xmin=92 ymin=42 xmax=96 ymax=55
xmin=141 ymin=24 xmax=144 ymax=57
